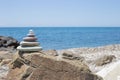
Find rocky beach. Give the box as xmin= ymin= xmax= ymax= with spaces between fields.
xmin=0 ymin=0 xmax=120 ymax=79
xmin=0 ymin=36 xmax=120 ymax=80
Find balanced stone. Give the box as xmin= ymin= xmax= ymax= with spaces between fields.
xmin=17 ymin=46 xmax=42 ymax=51
xmin=27 ymin=29 xmax=35 ymax=37
xmin=23 ymin=29 xmax=37 ymax=42
xmin=23 ymin=37 xmax=37 ymax=42
xmin=17 ymin=29 xmax=42 ymax=52
xmin=27 ymin=34 xmax=35 ymax=37
xmin=20 ymin=41 xmax=39 ymax=47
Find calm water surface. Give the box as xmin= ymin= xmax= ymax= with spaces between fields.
xmin=0 ymin=27 xmax=120 ymax=50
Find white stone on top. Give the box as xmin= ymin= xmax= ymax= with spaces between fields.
xmin=29 ymin=29 xmax=34 ymax=34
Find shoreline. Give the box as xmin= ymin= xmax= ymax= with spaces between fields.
xmin=57 ymin=44 xmax=120 ymax=73
xmin=57 ymin=43 xmax=120 ymax=50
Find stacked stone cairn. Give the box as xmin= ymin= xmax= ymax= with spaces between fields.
xmin=17 ymin=29 xmax=42 ymax=52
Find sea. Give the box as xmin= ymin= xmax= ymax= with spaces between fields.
xmin=0 ymin=27 xmax=120 ymax=50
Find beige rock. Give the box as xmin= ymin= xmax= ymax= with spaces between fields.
xmin=0 ymin=59 xmax=12 ymax=66
xmin=0 ymin=51 xmax=13 ymax=60
xmin=42 ymin=49 xmax=58 ymax=56
xmin=0 ymin=50 xmax=15 ymax=80
xmin=7 ymin=52 xmax=103 ymax=80
xmin=95 ymin=55 xmax=116 ymax=66
xmin=62 ymin=51 xmax=85 ymax=61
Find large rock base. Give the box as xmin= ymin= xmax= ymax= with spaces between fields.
xmin=7 ymin=52 xmax=103 ymax=80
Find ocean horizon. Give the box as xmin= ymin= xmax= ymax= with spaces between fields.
xmin=0 ymin=27 xmax=120 ymax=50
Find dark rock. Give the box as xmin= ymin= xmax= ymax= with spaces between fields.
xmin=7 ymin=52 xmax=103 ymax=80
xmin=0 ymin=36 xmax=19 ymax=49
xmin=62 ymin=51 xmax=73 ymax=57
xmin=95 ymin=55 xmax=116 ymax=66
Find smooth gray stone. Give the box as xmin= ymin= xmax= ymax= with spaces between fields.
xmin=20 ymin=41 xmax=39 ymax=47
xmin=23 ymin=37 xmax=37 ymax=42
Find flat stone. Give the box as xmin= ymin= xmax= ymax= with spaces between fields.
xmin=23 ymin=37 xmax=37 ymax=42
xmin=17 ymin=46 xmax=42 ymax=51
xmin=27 ymin=34 xmax=35 ymax=37
xmin=20 ymin=41 xmax=39 ymax=47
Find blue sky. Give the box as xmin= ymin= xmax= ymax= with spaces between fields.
xmin=0 ymin=0 xmax=120 ymax=27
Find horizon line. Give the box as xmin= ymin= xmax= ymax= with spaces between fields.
xmin=0 ymin=26 xmax=120 ymax=27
